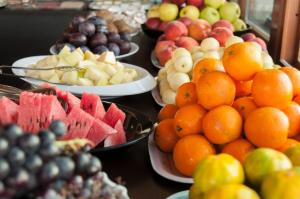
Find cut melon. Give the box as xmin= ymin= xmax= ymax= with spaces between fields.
xmin=0 ymin=96 xmax=19 ymax=124
xmin=104 ymin=103 xmax=126 ymax=127
xmin=104 ymin=120 xmax=126 ymax=147
xmin=81 ymin=93 xmax=105 ymax=120
xmin=56 ymin=89 xmax=80 ymax=113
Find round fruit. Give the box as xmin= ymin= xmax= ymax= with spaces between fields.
xmin=202 ymin=105 xmax=242 ymax=144
xmin=107 ymin=43 xmax=120 ymax=56
xmin=192 ymin=58 xmax=224 ymax=84
xmin=189 ymin=184 xmax=204 ymax=199
xmin=282 ymin=102 xmax=300 ymax=137
xmin=245 ymin=107 xmax=288 ymax=148
xmin=280 ymin=67 xmax=300 ymax=96
xmin=232 ymin=97 xmax=257 ymax=120
xmin=175 ymin=82 xmax=198 ymax=108
xmin=222 ymin=42 xmax=263 ymax=81
xmin=193 ymin=154 xmax=244 ymax=193
xmin=69 ymin=33 xmax=87 ymax=47
xmin=261 ymin=168 xmax=300 ymax=199
xmin=174 ymin=104 xmax=206 ymax=137
xmin=252 ymin=69 xmax=293 ymax=109
xmin=294 ymin=94 xmax=300 ymax=105
xmin=235 ymin=80 xmax=252 ymax=98
xmin=244 ymin=148 xmax=292 ymax=187
xmin=276 ymin=138 xmax=300 ymax=153
xmin=173 ymin=135 xmax=215 ymax=176
xmin=222 ymin=138 xmax=255 ymax=164
xmin=157 ymin=104 xmax=179 ymax=122
xmin=196 ymin=71 xmax=236 ymax=110
xmin=285 ymin=145 xmax=300 ymax=166
xmin=155 ymin=119 xmax=179 ymax=153
xmin=204 ymin=184 xmax=260 ymax=199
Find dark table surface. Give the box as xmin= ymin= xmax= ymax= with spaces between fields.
xmin=0 ymin=10 xmax=190 ymax=199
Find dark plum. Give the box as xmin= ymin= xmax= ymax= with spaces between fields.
xmin=89 ymin=33 xmax=107 ymax=48
xmin=68 ymin=33 xmax=87 ymax=47
xmin=87 ymin=16 xmax=106 ymax=26
xmin=107 ymin=43 xmax=120 ymax=56
xmin=67 ymin=23 xmax=79 ymax=33
xmin=72 ymin=15 xmax=86 ymax=26
xmin=92 ymin=46 xmax=108 ymax=54
xmin=95 ymin=25 xmax=108 ymax=34
xmin=79 ymin=46 xmax=90 ymax=52
xmin=118 ymin=40 xmax=131 ymax=54
xmin=78 ymin=22 xmax=96 ymax=37
xmin=107 ymin=32 xmax=120 ymax=43
xmin=119 ymin=32 xmax=132 ymax=41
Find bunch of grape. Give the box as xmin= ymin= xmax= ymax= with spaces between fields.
xmin=0 ymin=121 xmax=117 ymax=199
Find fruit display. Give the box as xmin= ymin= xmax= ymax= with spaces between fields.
xmin=54 ymin=14 xmax=133 ymax=56
xmin=26 ymin=47 xmax=138 ymax=86
xmin=0 ymin=122 xmax=129 ymax=199
xmin=157 ymin=35 xmax=271 ymax=104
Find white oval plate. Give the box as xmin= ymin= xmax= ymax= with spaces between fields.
xmin=167 ymin=190 xmax=189 ymax=199
xmin=50 ymin=42 xmax=139 ymax=60
xmin=148 ymin=133 xmax=193 ymax=184
xmin=151 ymin=78 xmax=165 ymax=107
xmin=151 ymin=51 xmax=163 ymax=69
xmin=12 ymin=56 xmax=156 ymax=98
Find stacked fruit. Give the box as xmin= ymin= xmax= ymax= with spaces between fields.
xmin=157 ymin=36 xmax=272 ymax=104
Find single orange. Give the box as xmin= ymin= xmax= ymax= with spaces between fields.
xmin=175 ymin=82 xmax=198 ymax=108
xmin=222 ymin=138 xmax=256 ymax=164
xmin=235 ymin=80 xmax=253 ymax=98
xmin=294 ymin=95 xmax=300 ymax=105
xmin=157 ymin=104 xmax=179 ymax=122
xmin=202 ymin=105 xmax=242 ymax=144
xmin=252 ymin=69 xmax=293 ymax=109
xmin=245 ymin=107 xmax=288 ymax=148
xmin=174 ymin=104 xmax=206 ymax=137
xmin=280 ymin=67 xmax=300 ymax=96
xmin=155 ymin=119 xmax=180 ymax=153
xmin=282 ymin=102 xmax=300 ymax=137
xmin=222 ymin=42 xmax=263 ymax=81
xmin=192 ymin=58 xmax=224 ymax=84
xmin=196 ymin=71 xmax=236 ymax=110
xmin=173 ymin=134 xmax=215 ymax=176
xmin=293 ymin=134 xmax=300 ymax=142
xmin=276 ymin=138 xmax=300 ymax=153
xmin=232 ymin=97 xmax=257 ymax=120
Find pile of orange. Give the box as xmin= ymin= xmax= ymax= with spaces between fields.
xmin=155 ymin=42 xmax=300 ymax=177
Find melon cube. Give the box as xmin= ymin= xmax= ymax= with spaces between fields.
xmin=0 ymin=97 xmax=19 ymax=125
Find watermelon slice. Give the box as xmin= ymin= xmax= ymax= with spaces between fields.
xmin=0 ymin=96 xmax=19 ymax=124
xmin=81 ymin=93 xmax=106 ymax=120
xmin=18 ymin=92 xmax=43 ymax=133
xmin=62 ymin=107 xmax=94 ymax=140
xmin=104 ymin=103 xmax=126 ymax=127
xmin=55 ymin=90 xmax=80 ymax=113
xmin=104 ymin=120 xmax=126 ymax=147
xmin=86 ymin=119 xmax=117 ymax=146
xmin=40 ymin=95 xmax=67 ymax=129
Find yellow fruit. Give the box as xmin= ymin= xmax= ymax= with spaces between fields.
xmin=285 ymin=145 xmax=300 ymax=166
xmin=189 ymin=184 xmax=205 ymax=199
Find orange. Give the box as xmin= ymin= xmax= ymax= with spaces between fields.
xmin=222 ymin=42 xmax=263 ymax=81
xmin=222 ymin=138 xmax=256 ymax=164
xmin=174 ymin=104 xmax=206 ymax=137
xmin=232 ymin=97 xmax=258 ymax=120
xmin=235 ymin=80 xmax=253 ymax=98
xmin=280 ymin=67 xmax=300 ymax=96
xmin=252 ymin=69 xmax=293 ymax=109
xmin=175 ymin=82 xmax=198 ymax=108
xmin=157 ymin=104 xmax=179 ymax=122
xmin=173 ymin=134 xmax=215 ymax=176
xmin=192 ymin=58 xmax=224 ymax=83
xmin=155 ymin=119 xmax=179 ymax=153
xmin=294 ymin=95 xmax=300 ymax=105
xmin=202 ymin=105 xmax=242 ymax=144
xmin=196 ymin=71 xmax=236 ymax=110
xmin=276 ymin=138 xmax=300 ymax=153
xmin=293 ymin=134 xmax=300 ymax=142
xmin=245 ymin=107 xmax=288 ymax=148
xmin=282 ymin=102 xmax=300 ymax=137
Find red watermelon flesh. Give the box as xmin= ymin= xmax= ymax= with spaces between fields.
xmin=40 ymin=95 xmax=66 ymax=129
xmin=0 ymin=96 xmax=19 ymax=124
xmin=104 ymin=103 xmax=126 ymax=127
xmin=81 ymin=93 xmax=106 ymax=120
xmin=55 ymin=90 xmax=80 ymax=113
xmin=86 ymin=119 xmax=117 ymax=146
xmin=104 ymin=120 xmax=126 ymax=147
xmin=18 ymin=92 xmax=42 ymax=133
xmin=62 ymin=107 xmax=94 ymax=140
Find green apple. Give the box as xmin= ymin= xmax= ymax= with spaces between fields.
xmin=200 ymin=7 xmax=220 ymax=25
xmin=147 ymin=5 xmax=160 ymax=18
xmin=219 ymin=2 xmax=241 ymax=22
xmin=179 ymin=5 xmax=200 ymax=20
xmin=233 ymin=19 xmax=247 ymax=31
xmin=159 ymin=3 xmax=179 ymax=22
xmin=204 ymin=0 xmax=225 ymax=9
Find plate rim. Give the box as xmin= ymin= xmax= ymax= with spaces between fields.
xmin=166 ymin=190 xmax=189 ymax=199
xmin=151 ymin=51 xmax=163 ymax=69
xmin=151 ymin=77 xmax=165 ymax=107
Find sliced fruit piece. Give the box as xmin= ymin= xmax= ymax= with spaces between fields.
xmin=80 ymin=93 xmax=105 ymax=120
xmin=0 ymin=96 xmax=19 ymax=124
xmin=104 ymin=120 xmax=126 ymax=147
xmin=104 ymin=103 xmax=126 ymax=127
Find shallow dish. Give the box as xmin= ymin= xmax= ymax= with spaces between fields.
xmin=50 ymin=42 xmax=139 ymax=60
xmin=148 ymin=133 xmax=193 ymax=184
xmin=167 ymin=190 xmax=189 ymax=199
xmin=151 ymin=51 xmax=163 ymax=69
xmin=12 ymin=56 xmax=156 ymax=97
xmin=151 ymin=78 xmax=165 ymax=107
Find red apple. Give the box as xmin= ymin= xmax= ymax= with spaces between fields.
xmin=250 ymin=37 xmax=267 ymax=51
xmin=165 ymin=21 xmax=188 ymax=41
xmin=188 ymin=19 xmax=211 ymax=41
xmin=186 ymin=0 xmax=204 ymax=8
xmin=178 ymin=17 xmax=193 ymax=26
xmin=212 ymin=19 xmax=234 ymax=32
xmin=158 ymin=21 xmax=170 ymax=32
xmin=171 ymin=0 xmax=186 ymax=6
xmin=157 ymin=48 xmax=174 ymax=66
xmin=241 ymin=33 xmax=256 ymax=41
xmin=176 ymin=36 xmax=199 ymax=50
xmin=145 ymin=18 xmax=161 ymax=30
xmin=210 ymin=27 xmax=233 ymax=46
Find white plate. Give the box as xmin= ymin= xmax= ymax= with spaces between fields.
xmin=151 ymin=78 xmax=165 ymax=107
xmin=148 ymin=133 xmax=193 ymax=184
xmin=50 ymin=42 xmax=139 ymax=60
xmin=12 ymin=56 xmax=156 ymax=98
xmin=167 ymin=190 xmax=189 ymax=199
xmin=151 ymin=51 xmax=163 ymax=69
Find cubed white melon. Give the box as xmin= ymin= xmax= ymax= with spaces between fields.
xmin=84 ymin=66 xmax=109 ymax=81
xmin=97 ymin=51 xmax=116 ymax=65
xmin=77 ymin=78 xmax=94 ymax=86
xmin=61 ymin=71 xmax=78 ymax=85
xmin=96 ymin=78 xmax=109 ymax=86
xmin=109 ymin=69 xmax=124 ymax=85
xmin=48 ymin=74 xmax=61 ymax=84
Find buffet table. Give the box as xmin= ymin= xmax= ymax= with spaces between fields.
xmin=0 ymin=10 xmax=189 ymax=198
